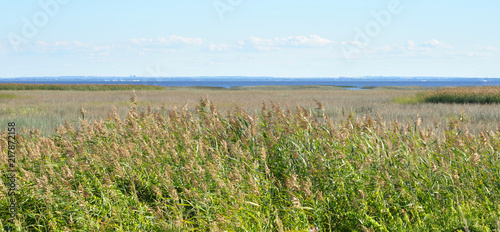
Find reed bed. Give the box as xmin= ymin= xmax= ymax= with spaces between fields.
xmin=1 ymin=95 xmax=499 ymax=231
xmin=396 ymin=86 xmax=500 ymax=104
xmin=0 ymin=84 xmax=164 ymax=91
xmin=2 ymin=87 xmax=500 ymax=136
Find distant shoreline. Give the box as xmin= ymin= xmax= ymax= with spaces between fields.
xmin=0 ymin=77 xmax=499 ymax=89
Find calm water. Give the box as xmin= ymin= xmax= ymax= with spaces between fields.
xmin=1 ymin=77 xmax=499 ymax=89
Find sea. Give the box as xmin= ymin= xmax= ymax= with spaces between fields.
xmin=1 ymin=76 xmax=499 ymax=89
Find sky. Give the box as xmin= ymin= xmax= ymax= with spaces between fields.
xmin=0 ymin=0 xmax=499 ymax=78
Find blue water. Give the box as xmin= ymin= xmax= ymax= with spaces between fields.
xmin=1 ymin=77 xmax=499 ymax=89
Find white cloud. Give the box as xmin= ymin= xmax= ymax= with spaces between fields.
xmin=33 ymin=41 xmax=90 ymax=53
xmin=484 ymin=46 xmax=497 ymax=51
xmin=206 ymin=35 xmax=336 ymax=52
xmin=338 ymin=39 xmax=454 ymax=59
xmin=1 ymin=36 xmax=203 ymax=56
xmin=355 ymin=40 xmax=497 ymax=59
xmin=341 ymin=39 xmax=461 ymax=60
xmin=130 ymin=36 xmax=203 ymax=48
xmin=421 ymin=39 xmax=452 ymax=49
xmin=366 ymin=39 xmax=453 ymax=57
xmin=447 ymin=51 xmax=494 ymax=57
xmin=238 ymin=35 xmax=336 ymax=51
xmin=341 ymin=40 xmax=368 ymax=48
xmin=405 ymin=40 xmax=417 ymax=50
xmin=209 ymin=43 xmax=242 ymax=52
xmin=394 ymin=39 xmax=452 ymax=51
xmin=92 ymin=44 xmax=115 ymax=52
xmin=31 ymin=41 xmax=118 ymax=55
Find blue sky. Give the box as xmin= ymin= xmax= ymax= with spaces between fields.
xmin=0 ymin=0 xmax=499 ymax=78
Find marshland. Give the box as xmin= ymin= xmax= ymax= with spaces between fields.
xmin=1 ymin=85 xmax=499 ymax=231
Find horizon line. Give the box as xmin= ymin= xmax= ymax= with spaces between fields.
xmin=1 ymin=76 xmax=499 ymax=79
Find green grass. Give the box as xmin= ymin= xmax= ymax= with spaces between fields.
xmin=0 ymin=93 xmax=17 ymax=99
xmin=0 ymin=83 xmax=165 ymax=91
xmin=1 ymin=97 xmax=500 ymax=231
xmin=393 ymin=92 xmax=430 ymax=104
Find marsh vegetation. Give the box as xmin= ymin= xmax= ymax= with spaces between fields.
xmin=0 ymin=85 xmax=499 ymax=231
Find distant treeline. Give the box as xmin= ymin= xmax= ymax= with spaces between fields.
xmin=0 ymin=83 xmax=165 ymax=91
